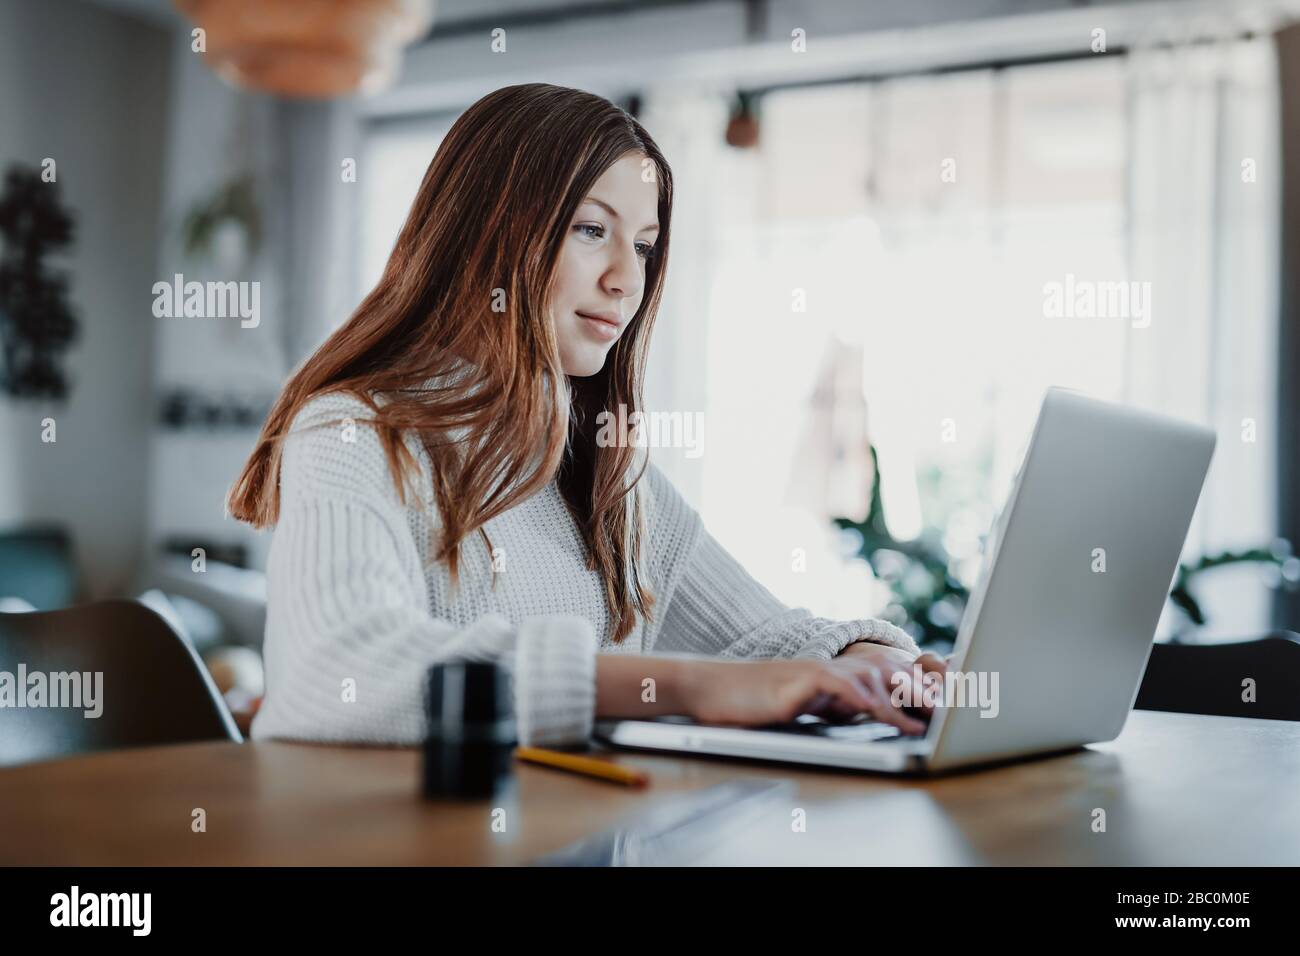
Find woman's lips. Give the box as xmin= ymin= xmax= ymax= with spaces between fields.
xmin=577 ymin=311 xmax=621 ymax=341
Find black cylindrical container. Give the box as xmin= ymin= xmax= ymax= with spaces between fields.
xmin=423 ymin=660 xmax=516 ymax=799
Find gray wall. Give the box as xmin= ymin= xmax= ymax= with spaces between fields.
xmin=0 ymin=0 xmax=171 ymax=598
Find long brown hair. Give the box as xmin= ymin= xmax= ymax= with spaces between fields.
xmin=227 ymin=83 xmax=674 ymax=643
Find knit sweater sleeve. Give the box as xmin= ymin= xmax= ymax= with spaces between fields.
xmin=249 ymin=392 xmax=597 ymax=749
xmin=640 ymin=462 xmax=921 ymax=661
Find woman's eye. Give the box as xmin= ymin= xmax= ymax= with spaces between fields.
xmin=573 ymin=223 xmax=655 ymax=261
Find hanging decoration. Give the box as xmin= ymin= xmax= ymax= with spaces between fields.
xmin=173 ymin=0 xmax=436 ymax=99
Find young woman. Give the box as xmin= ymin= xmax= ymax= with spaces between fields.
xmin=227 ymin=82 xmax=947 ymax=748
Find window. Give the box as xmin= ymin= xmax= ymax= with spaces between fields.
xmin=655 ymin=41 xmax=1278 ymax=642
xmin=357 ymin=114 xmax=454 ymax=298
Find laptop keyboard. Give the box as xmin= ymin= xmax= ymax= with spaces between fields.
xmin=754 ymin=713 xmax=913 ymax=741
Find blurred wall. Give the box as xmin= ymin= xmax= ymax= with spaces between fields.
xmin=142 ymin=37 xmax=363 ymax=576
xmin=0 ymin=0 xmax=170 ymax=598
xmin=144 ymin=28 xmax=291 ymax=578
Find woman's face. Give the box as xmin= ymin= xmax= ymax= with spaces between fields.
xmin=549 ymin=152 xmax=661 ymax=377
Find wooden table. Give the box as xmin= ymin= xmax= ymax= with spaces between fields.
xmin=1 ymin=710 xmax=1296 ymax=865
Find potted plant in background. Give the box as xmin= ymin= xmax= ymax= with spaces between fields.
xmin=834 ymin=444 xmax=1299 ymax=650
xmin=0 ymin=165 xmax=79 ymax=400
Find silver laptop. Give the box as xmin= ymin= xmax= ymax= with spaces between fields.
xmin=594 ymin=387 xmax=1217 ymax=774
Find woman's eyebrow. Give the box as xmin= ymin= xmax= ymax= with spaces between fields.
xmin=581 ymin=196 xmax=659 ymax=233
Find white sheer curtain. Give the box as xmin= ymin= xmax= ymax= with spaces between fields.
xmin=1125 ymin=36 xmax=1280 ymax=640
xmin=637 ymin=89 xmax=731 ymax=507
xmin=638 ymin=36 xmax=1281 ymax=640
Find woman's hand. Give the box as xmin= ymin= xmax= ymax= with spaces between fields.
xmin=835 ymin=642 xmax=950 ymax=713
xmin=680 ymin=655 xmax=933 ymax=736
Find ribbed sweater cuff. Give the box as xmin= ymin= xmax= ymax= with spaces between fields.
xmin=512 ymin=615 xmax=598 ymax=747
xmin=801 ymin=618 xmax=922 ymax=660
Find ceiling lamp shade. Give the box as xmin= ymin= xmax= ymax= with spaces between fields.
xmin=173 ymin=0 xmax=435 ymax=99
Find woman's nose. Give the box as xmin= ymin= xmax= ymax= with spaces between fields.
xmin=602 ymin=243 xmax=643 ymax=301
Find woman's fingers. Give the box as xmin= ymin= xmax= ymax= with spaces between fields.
xmin=869 ymin=665 xmax=929 ymax=734
xmin=878 ymin=652 xmax=949 ymax=718
xmin=910 ymin=658 xmax=949 ymax=715
xmin=834 ymin=661 xmax=927 ymax=735
xmin=808 ymin=690 xmax=865 ymax=721
xmin=889 ymin=664 xmax=937 ymax=716
xmin=814 ymin=669 xmax=876 ymax=715
xmin=779 ymin=661 xmax=935 ymax=734
xmin=916 ymin=650 xmax=948 ymax=676
xmin=840 ymin=657 xmax=934 ymax=727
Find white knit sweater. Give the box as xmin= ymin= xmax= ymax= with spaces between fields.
xmin=250 ymin=388 xmax=921 ymax=748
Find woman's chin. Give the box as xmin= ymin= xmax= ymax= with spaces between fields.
xmin=560 ymin=346 xmax=612 ymax=378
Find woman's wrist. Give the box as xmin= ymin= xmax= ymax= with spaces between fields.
xmin=594 ymin=654 xmax=700 ymax=721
